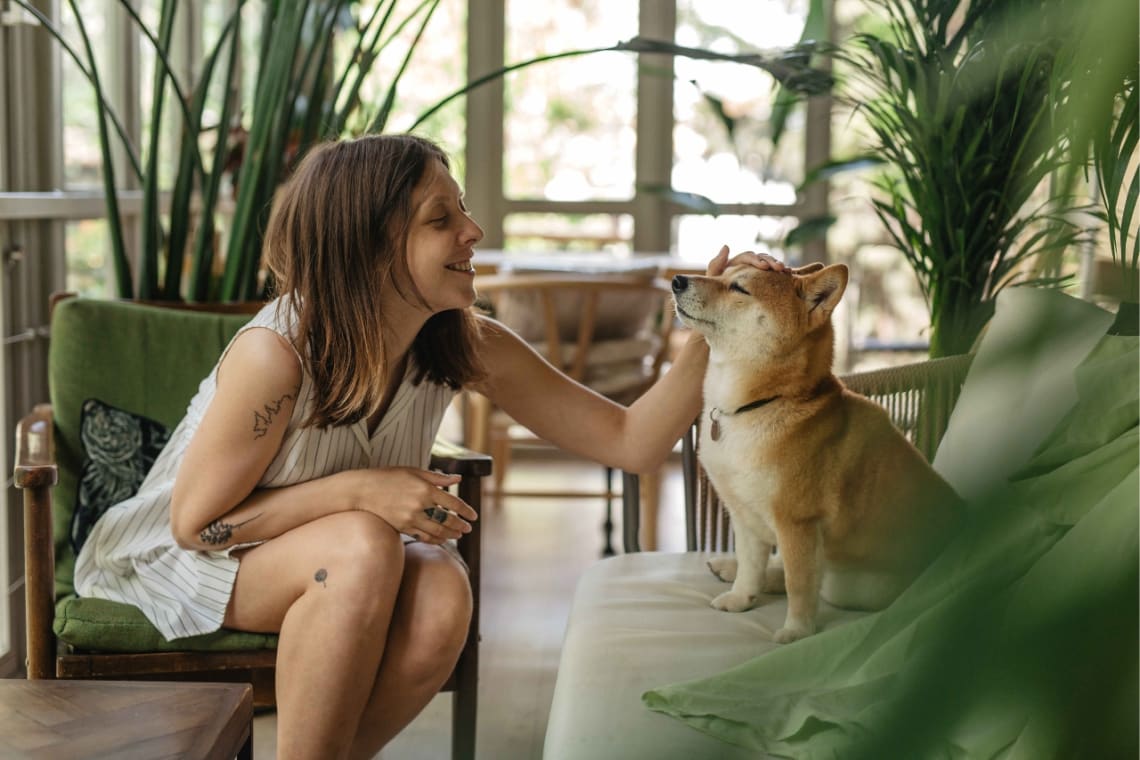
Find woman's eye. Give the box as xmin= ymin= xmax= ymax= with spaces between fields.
xmin=729 ymin=282 xmax=750 ymax=295
xmin=430 ymin=215 xmax=448 ymax=226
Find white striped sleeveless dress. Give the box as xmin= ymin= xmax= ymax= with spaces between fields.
xmin=73 ymin=295 xmax=456 ymax=641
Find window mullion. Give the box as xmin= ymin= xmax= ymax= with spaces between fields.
xmin=632 ymin=0 xmax=675 ymax=254
xmin=465 ymin=0 xmax=506 ymax=249
xmin=800 ymin=0 xmax=833 ymax=264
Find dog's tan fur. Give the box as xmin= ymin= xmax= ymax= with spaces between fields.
xmin=674 ymin=262 xmax=960 ymax=643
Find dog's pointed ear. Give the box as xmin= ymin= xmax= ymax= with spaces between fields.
xmin=796 ymin=264 xmax=848 ymax=313
xmin=790 ymin=262 xmax=825 ymax=275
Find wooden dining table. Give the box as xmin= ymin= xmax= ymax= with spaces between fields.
xmin=472 ymin=249 xmax=706 ymax=280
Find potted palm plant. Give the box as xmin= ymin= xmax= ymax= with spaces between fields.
xmin=794 ymin=0 xmax=1136 ymax=356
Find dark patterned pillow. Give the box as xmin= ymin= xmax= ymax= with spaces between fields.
xmin=71 ymin=398 xmax=171 ymax=555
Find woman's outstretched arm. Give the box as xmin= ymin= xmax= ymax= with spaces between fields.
xmin=471 ymin=247 xmax=784 ymax=474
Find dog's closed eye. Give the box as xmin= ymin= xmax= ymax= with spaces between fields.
xmin=729 ymin=282 xmax=751 ymax=295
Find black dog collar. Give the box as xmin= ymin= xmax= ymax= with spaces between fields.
xmin=708 ymin=396 xmax=779 ymax=441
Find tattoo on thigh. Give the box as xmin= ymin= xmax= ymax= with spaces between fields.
xmin=314 ymin=568 xmax=328 ymax=587
xmin=252 ymin=392 xmax=296 ymax=439
xmin=200 ymin=513 xmax=262 ymax=546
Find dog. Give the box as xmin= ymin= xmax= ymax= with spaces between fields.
xmin=672 ymin=262 xmax=961 ymax=643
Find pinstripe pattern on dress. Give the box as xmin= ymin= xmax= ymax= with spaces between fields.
xmin=73 ymin=296 xmax=457 ymax=641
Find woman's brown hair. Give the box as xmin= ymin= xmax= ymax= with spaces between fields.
xmin=263 ymin=134 xmax=484 ymax=428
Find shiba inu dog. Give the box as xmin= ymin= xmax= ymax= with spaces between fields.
xmin=673 ymin=262 xmax=961 ymax=643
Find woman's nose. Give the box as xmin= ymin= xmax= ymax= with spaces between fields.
xmin=464 ymin=216 xmax=484 ymax=244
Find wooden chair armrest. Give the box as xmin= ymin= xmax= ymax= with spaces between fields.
xmin=430 ymin=438 xmax=493 ymax=478
xmin=14 ymin=403 xmax=59 ymax=679
xmin=15 ymin=403 xmax=57 ymax=489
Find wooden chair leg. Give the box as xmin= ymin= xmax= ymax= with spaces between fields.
xmin=490 ymin=432 xmax=511 ymax=507
xmin=639 ymin=468 xmax=660 ymax=552
xmin=237 ymin=733 xmax=254 ymax=760
xmin=600 ymin=467 xmax=616 ymax=556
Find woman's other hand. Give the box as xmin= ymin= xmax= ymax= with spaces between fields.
xmin=705 ymin=245 xmax=787 ymax=276
xmin=353 ymin=467 xmax=477 ymax=544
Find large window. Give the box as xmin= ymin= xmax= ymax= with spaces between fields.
xmin=0 ymin=0 xmax=829 ymax=672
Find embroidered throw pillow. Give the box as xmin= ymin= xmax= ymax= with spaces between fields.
xmin=71 ymin=398 xmax=171 ymax=555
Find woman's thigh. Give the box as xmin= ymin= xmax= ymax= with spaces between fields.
xmin=223 ymin=510 xmax=405 ymax=634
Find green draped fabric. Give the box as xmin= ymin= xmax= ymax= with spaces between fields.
xmin=644 ymin=335 xmax=1139 ymax=759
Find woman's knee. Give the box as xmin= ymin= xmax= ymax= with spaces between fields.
xmin=324 ymin=511 xmax=404 ymax=577
xmin=397 ymin=548 xmax=473 ymax=678
xmin=296 ymin=513 xmax=406 ymax=626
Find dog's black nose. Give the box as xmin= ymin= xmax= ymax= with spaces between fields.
xmin=672 ymin=274 xmax=689 ymax=293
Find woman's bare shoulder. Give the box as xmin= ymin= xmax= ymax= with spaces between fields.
xmin=218 ymin=326 xmax=302 ymax=392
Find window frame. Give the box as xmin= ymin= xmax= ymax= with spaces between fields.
xmin=467 ymin=0 xmax=832 ymax=260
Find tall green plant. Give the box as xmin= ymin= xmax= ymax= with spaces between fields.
xmin=20 ymin=0 xmax=446 ymax=301
xmin=1055 ymin=0 xmax=1139 ymax=300
xmin=827 ymin=0 xmax=1090 ymax=357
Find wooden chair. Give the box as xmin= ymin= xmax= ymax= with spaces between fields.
xmin=620 ymin=353 xmax=974 ymax=553
xmin=465 ymin=273 xmax=675 ymax=554
xmin=13 ymin=295 xmax=491 ymax=760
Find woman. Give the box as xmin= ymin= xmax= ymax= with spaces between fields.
xmin=74 ymin=134 xmax=783 ymax=759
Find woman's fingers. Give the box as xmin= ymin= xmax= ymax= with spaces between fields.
xmin=412 ymin=507 xmax=466 ymax=543
xmin=427 ymin=483 xmax=478 ymax=523
xmin=706 ymin=246 xmax=787 ymax=276
xmin=705 ymin=245 xmax=731 ymax=276
xmin=411 ymin=469 xmax=475 ymax=541
xmin=728 ymin=251 xmax=787 ymax=272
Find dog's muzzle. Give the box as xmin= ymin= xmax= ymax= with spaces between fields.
xmin=672 ymin=274 xmax=689 ymax=293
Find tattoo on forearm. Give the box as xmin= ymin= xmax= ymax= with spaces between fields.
xmin=252 ymin=392 xmax=295 ymax=439
xmin=199 ymin=513 xmax=262 ymax=546
xmin=314 ymin=568 xmax=328 ymax=587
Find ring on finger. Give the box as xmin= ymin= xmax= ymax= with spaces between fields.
xmin=424 ymin=505 xmax=449 ymax=525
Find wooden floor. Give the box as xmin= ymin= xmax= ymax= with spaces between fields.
xmin=253 ymin=454 xmax=687 ymax=759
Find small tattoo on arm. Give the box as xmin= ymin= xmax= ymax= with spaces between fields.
xmin=252 ymin=392 xmax=295 ymax=439
xmin=199 ymin=513 xmax=262 ymax=546
xmin=315 ymin=568 xmax=327 ymax=587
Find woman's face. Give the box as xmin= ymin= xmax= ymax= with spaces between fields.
xmin=403 ymin=158 xmax=484 ymax=313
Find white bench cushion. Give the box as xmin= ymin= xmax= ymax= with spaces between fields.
xmin=543 ymin=553 xmax=865 ymax=759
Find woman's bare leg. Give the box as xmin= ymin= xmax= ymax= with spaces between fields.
xmin=349 ymin=542 xmax=472 ymax=758
xmin=224 ymin=511 xmax=406 ymax=760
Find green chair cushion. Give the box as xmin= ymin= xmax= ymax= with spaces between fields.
xmin=54 ymin=595 xmax=278 ymax=652
xmin=49 ymin=297 xmax=253 ymax=597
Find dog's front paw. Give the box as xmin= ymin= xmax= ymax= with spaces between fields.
xmin=707 ymin=557 xmax=738 ymax=583
xmin=773 ymin=622 xmax=815 ymax=644
xmin=710 ymin=589 xmax=758 ymax=612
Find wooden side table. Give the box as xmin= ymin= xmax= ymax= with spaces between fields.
xmin=0 ymin=679 xmax=253 ymax=759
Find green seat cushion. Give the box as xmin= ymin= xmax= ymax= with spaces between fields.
xmin=54 ymin=595 xmax=277 ymax=652
xmin=49 ymin=297 xmax=254 ymax=597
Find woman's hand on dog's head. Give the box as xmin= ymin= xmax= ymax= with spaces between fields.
xmin=705 ymin=245 xmax=788 ymax=276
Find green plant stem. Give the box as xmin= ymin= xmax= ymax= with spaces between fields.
xmin=65 ymin=0 xmax=132 ymax=298
xmin=137 ymin=0 xmax=179 ymax=301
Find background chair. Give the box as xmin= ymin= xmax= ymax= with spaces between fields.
xmin=466 ymin=272 xmax=675 ymax=554
xmin=620 ymin=353 xmax=975 ymax=553
xmin=14 ymin=295 xmax=491 ymax=760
